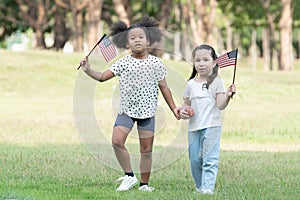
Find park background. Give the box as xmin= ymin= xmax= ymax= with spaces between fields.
xmin=1 ymin=0 xmax=299 ymax=199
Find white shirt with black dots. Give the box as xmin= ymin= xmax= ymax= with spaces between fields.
xmin=109 ymin=55 xmax=167 ymax=119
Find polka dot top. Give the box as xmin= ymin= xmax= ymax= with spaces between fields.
xmin=109 ymin=55 xmax=167 ymax=119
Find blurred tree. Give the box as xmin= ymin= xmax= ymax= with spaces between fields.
xmin=183 ymin=0 xmax=218 ymax=46
xmin=52 ymin=6 xmax=71 ymax=50
xmin=185 ymin=0 xmax=203 ymax=45
xmin=112 ymin=0 xmax=129 ymax=25
xmin=55 ymin=0 xmax=88 ymax=52
xmin=259 ymin=0 xmax=281 ymax=71
xmin=109 ymin=0 xmax=173 ymax=27
xmin=15 ymin=0 xmax=57 ymax=48
xmin=293 ymin=0 xmax=300 ymax=58
xmin=158 ymin=0 xmax=172 ymax=28
xmin=85 ymin=0 xmax=104 ymax=49
xmin=218 ymin=0 xmax=294 ymax=71
xmin=0 ymin=0 xmax=26 ymax=46
xmin=279 ymin=0 xmax=293 ymax=70
xmin=101 ymin=1 xmax=114 ymax=27
xmin=292 ymin=0 xmax=300 ymax=59
xmin=1 ymin=0 xmax=298 ymax=65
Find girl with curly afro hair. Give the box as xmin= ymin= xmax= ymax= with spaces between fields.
xmin=79 ymin=16 xmax=180 ymax=192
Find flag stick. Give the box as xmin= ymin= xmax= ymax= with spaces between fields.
xmin=232 ymin=48 xmax=238 ymax=84
xmin=231 ymin=48 xmax=238 ymax=98
xmin=77 ymin=34 xmax=107 ymax=70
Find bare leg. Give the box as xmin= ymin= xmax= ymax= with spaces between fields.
xmin=112 ymin=126 xmax=132 ymax=173
xmin=138 ymin=130 xmax=154 ymax=183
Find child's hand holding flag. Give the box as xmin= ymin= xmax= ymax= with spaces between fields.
xmin=217 ymin=49 xmax=238 ymax=98
xmin=77 ymin=34 xmax=116 ymax=70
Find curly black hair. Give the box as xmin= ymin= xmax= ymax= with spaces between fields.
xmin=110 ymin=16 xmax=162 ymax=49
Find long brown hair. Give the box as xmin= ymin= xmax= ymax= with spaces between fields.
xmin=189 ymin=44 xmax=219 ymax=89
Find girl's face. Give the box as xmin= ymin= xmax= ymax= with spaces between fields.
xmin=193 ymin=49 xmax=216 ymax=77
xmin=127 ymin=28 xmax=148 ymax=54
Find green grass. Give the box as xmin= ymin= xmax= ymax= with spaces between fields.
xmin=0 ymin=49 xmax=299 ymax=199
xmin=1 ymin=145 xmax=299 ymax=199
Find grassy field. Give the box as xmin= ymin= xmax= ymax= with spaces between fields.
xmin=0 ymin=49 xmax=299 ymax=199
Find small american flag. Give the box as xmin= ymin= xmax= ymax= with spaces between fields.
xmin=98 ymin=34 xmax=116 ymax=62
xmin=216 ymin=49 xmax=237 ymax=68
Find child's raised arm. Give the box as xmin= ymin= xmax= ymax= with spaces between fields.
xmin=79 ymin=57 xmax=114 ymax=82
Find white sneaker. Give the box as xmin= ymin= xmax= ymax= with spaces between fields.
xmin=115 ymin=175 xmax=138 ymax=192
xmin=202 ymin=189 xmax=213 ymax=195
xmin=195 ymin=187 xmax=201 ymax=193
xmin=138 ymin=185 xmax=155 ymax=192
xmin=195 ymin=188 xmax=214 ymax=195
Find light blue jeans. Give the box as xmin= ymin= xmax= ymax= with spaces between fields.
xmin=188 ymin=126 xmax=222 ymax=191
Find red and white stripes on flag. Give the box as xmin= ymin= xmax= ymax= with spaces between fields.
xmin=98 ymin=34 xmax=116 ymax=62
xmin=216 ymin=49 xmax=238 ymax=68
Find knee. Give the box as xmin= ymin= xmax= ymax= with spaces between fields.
xmin=140 ymin=145 xmax=152 ymax=154
xmin=112 ymin=137 xmax=124 ymax=148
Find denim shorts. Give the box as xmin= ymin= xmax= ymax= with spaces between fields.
xmin=114 ymin=113 xmax=155 ymax=132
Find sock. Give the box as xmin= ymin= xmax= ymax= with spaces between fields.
xmin=125 ymin=172 xmax=134 ymax=177
xmin=140 ymin=182 xmax=148 ymax=187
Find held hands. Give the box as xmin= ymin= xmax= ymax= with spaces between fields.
xmin=179 ymin=106 xmax=194 ymax=120
xmin=173 ymin=107 xmax=181 ymax=120
xmin=180 ymin=108 xmax=189 ymax=120
xmin=79 ymin=57 xmax=90 ymax=72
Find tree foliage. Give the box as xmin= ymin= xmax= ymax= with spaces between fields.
xmin=0 ymin=0 xmax=26 ymax=47
xmin=0 ymin=0 xmax=299 ymax=70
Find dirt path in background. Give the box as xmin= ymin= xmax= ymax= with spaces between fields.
xmin=221 ymin=143 xmax=300 ymax=152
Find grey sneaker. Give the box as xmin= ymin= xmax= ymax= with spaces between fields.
xmin=115 ymin=175 xmax=138 ymax=192
xmin=138 ymin=185 xmax=155 ymax=192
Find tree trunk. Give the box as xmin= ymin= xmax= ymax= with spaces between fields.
xmin=72 ymin=9 xmax=84 ymax=52
xmin=262 ymin=28 xmax=270 ymax=71
xmin=35 ymin=0 xmax=47 ymax=48
xmin=85 ymin=0 xmax=103 ymax=50
xmin=279 ymin=0 xmax=293 ymax=71
xmin=159 ymin=0 xmax=172 ymax=28
xmin=112 ymin=0 xmax=130 ymax=25
xmin=193 ymin=0 xmax=206 ymax=42
xmin=216 ymin=28 xmax=225 ymax=52
xmin=55 ymin=0 xmax=88 ymax=52
xmin=267 ymin=17 xmax=276 ymax=71
xmin=186 ymin=0 xmax=202 ymax=45
xmin=249 ymin=29 xmax=257 ymax=70
xmin=53 ymin=8 xmax=70 ymax=50
xmin=207 ymin=0 xmax=217 ymax=47
xmin=226 ymin=23 xmax=233 ymax=51
xmin=179 ymin=3 xmax=188 ymax=60
xmin=298 ymin=32 xmax=300 ymax=59
xmin=259 ymin=0 xmax=277 ymax=70
xmin=16 ymin=0 xmax=55 ymax=48
xmin=174 ymin=32 xmax=181 ymax=60
xmin=35 ymin=27 xmax=46 ymax=48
